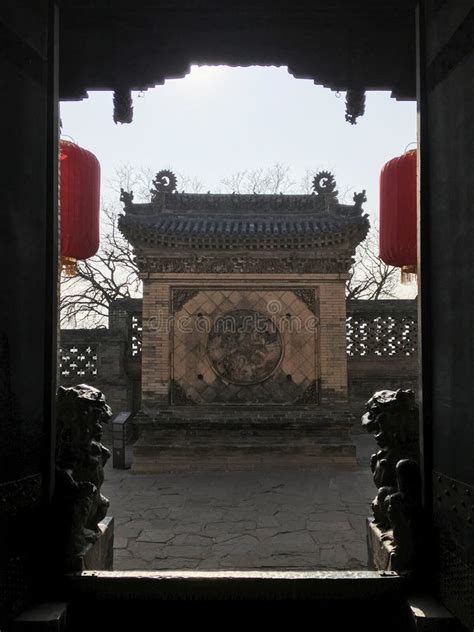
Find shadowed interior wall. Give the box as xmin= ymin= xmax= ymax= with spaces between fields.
xmin=0 ymin=1 xmax=58 ymax=622
xmin=421 ymin=3 xmax=474 ymax=626
xmin=2 ymin=0 xmax=473 ymax=627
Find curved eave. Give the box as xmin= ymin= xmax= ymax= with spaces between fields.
xmin=119 ymin=215 xmax=369 ymax=252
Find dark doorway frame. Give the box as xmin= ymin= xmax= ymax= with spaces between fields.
xmin=7 ymin=2 xmax=474 ymax=626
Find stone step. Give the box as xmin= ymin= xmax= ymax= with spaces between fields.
xmin=66 ymin=571 xmax=408 ymax=628
xmin=134 ymin=441 xmax=355 ymax=454
xmin=136 ymin=418 xmax=351 ymax=429
xmin=136 ymin=407 xmax=354 ymax=423
xmin=132 ymin=406 xmax=356 ymax=472
xmin=139 ymin=434 xmax=351 ymax=445
xmin=139 ymin=422 xmax=349 ymax=433
xmin=136 ymin=423 xmax=351 ymax=445
xmin=149 ymin=416 xmax=350 ymax=423
xmin=132 ymin=442 xmax=356 ymax=473
xmin=135 ymin=435 xmax=352 ymax=448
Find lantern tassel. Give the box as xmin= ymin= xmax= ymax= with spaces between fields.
xmin=401 ymin=265 xmax=417 ymax=284
xmin=61 ymin=256 xmax=78 ymax=276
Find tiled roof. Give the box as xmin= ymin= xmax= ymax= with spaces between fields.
xmin=118 ymin=191 xmax=370 ymax=252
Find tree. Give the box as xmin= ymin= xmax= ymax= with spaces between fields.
xmin=220 ymin=163 xmax=294 ymax=194
xmin=60 ymin=203 xmax=141 ymax=327
xmin=60 ymin=165 xmax=204 ymax=328
xmin=346 ymin=225 xmax=399 ymax=300
xmin=60 ymin=164 xmax=406 ymax=327
xmin=60 ymin=164 xmax=151 ymax=327
xmin=219 ymin=165 xmax=403 ymax=301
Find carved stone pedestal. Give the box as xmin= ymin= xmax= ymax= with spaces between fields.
xmin=83 ymin=516 xmax=114 ymax=571
xmin=366 ymin=518 xmax=393 ymax=571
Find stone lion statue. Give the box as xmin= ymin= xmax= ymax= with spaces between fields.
xmin=54 ymin=384 xmax=112 ymax=570
xmin=362 ymin=389 xmax=421 ymax=572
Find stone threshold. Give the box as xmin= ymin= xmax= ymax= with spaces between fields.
xmin=66 ymin=569 xmax=402 ymax=600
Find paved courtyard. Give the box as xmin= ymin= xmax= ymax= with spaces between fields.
xmin=103 ymin=434 xmax=375 ymax=571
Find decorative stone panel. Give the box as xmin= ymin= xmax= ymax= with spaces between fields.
xmin=347 ymin=314 xmax=417 ymax=357
xmin=172 ymin=288 xmax=318 ymax=405
xmin=59 ymin=344 xmax=98 ymax=378
xmin=130 ymin=314 xmax=142 ymax=357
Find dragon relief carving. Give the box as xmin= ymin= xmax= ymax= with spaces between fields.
xmin=207 ymin=309 xmax=283 ymax=385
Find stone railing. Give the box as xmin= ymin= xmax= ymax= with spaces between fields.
xmin=346 ymin=300 xmax=418 ymax=412
xmin=60 ymin=299 xmax=142 ymax=414
xmin=346 ymin=299 xmax=417 ymax=357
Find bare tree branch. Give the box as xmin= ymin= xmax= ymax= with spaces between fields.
xmin=220 ymin=163 xmax=295 ymax=194
xmin=346 ymin=224 xmax=399 ymax=300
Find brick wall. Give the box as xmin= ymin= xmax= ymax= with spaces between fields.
xmin=139 ymin=274 xmax=353 ymax=410
xmin=59 ymin=299 xmax=142 ymax=415
xmin=59 ymin=297 xmax=418 ymax=418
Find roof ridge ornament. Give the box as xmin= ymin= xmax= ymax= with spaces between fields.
xmin=312 ymin=171 xmax=339 ymax=208
xmin=353 ymin=189 xmax=367 ymax=211
xmin=151 ymin=170 xmax=178 ymax=200
xmin=120 ymin=188 xmax=134 ymax=209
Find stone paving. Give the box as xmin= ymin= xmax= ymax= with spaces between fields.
xmin=103 ymin=434 xmax=375 ymax=571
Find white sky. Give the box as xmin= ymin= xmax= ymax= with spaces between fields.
xmin=60 ymin=64 xmax=417 ymax=297
xmin=60 ymin=65 xmax=416 ymax=214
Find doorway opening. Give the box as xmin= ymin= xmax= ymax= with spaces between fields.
xmin=58 ymin=64 xmax=418 ymax=573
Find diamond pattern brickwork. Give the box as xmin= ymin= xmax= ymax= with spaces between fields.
xmin=172 ymin=289 xmax=318 ymax=405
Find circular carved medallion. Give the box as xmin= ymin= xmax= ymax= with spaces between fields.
xmin=207 ymin=309 xmax=283 ymax=385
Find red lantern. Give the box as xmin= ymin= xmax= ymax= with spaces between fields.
xmin=60 ymin=140 xmax=100 ymax=274
xmin=379 ymin=149 xmax=417 ymax=271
